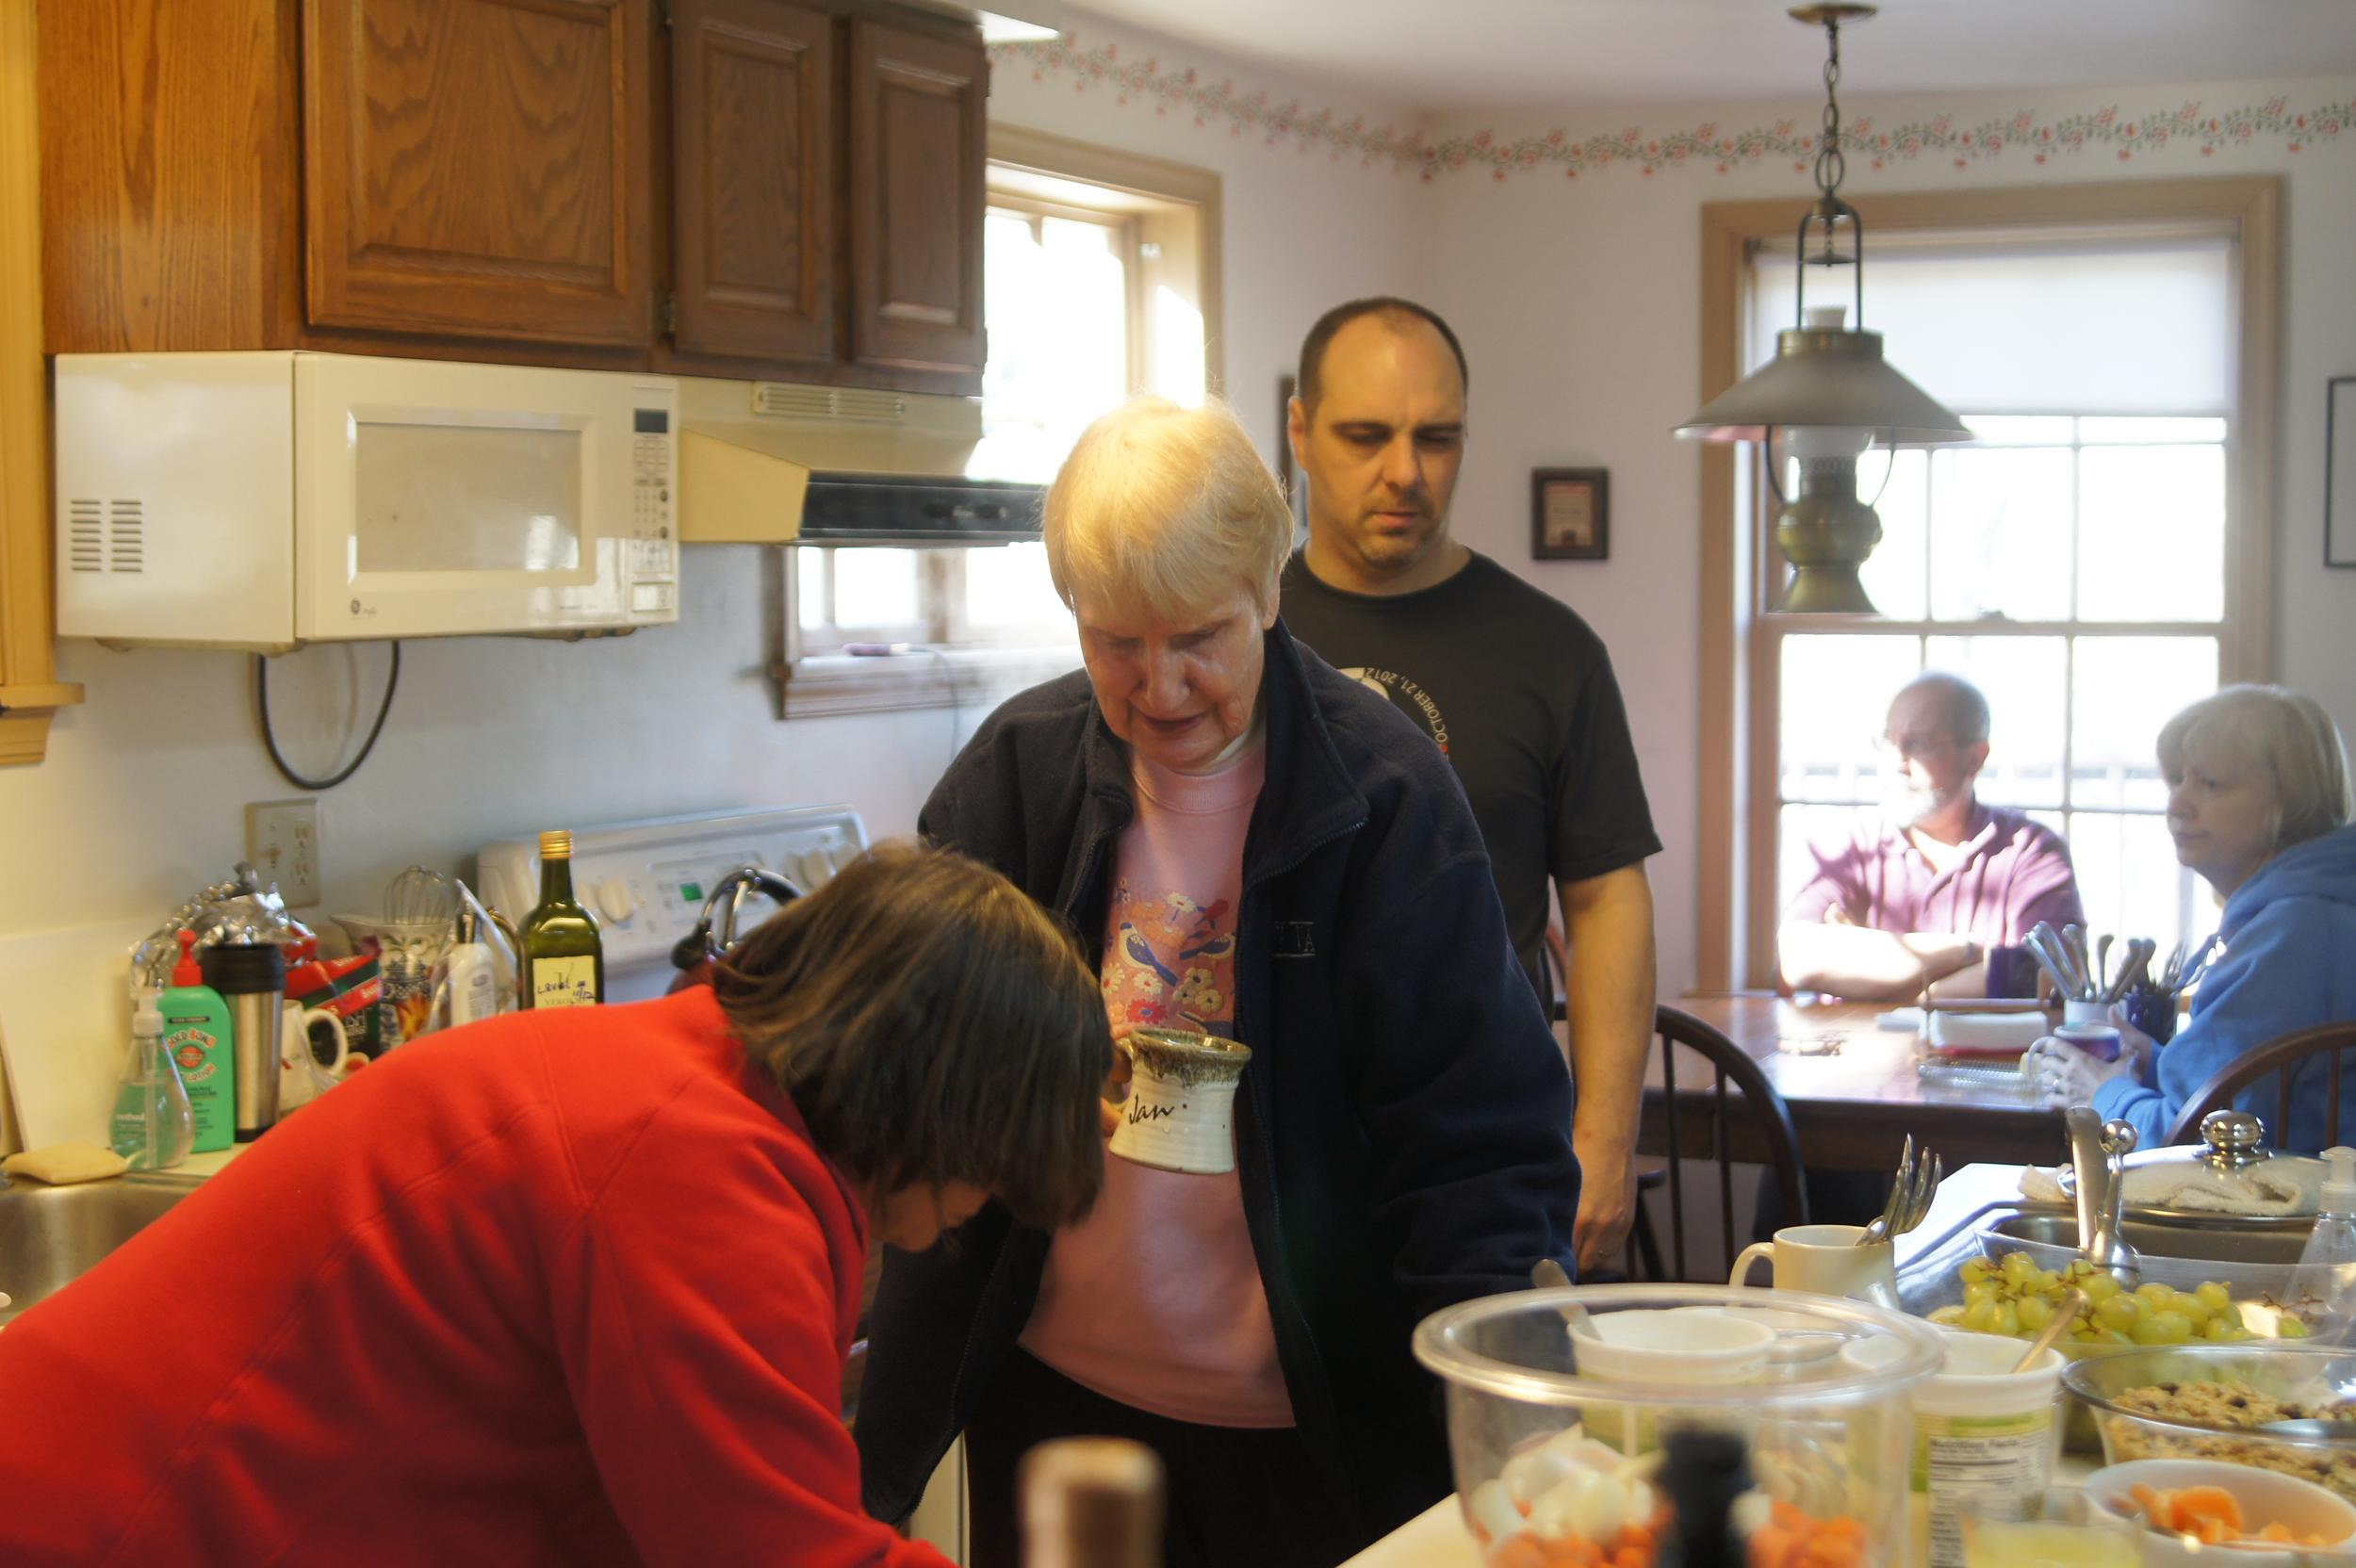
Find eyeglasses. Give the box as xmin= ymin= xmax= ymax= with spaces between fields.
xmin=1873 ymin=731 xmax=1963 ymax=761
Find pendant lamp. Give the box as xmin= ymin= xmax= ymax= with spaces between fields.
xmin=1674 ymin=4 xmax=1972 ymax=613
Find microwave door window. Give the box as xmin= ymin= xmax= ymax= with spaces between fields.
xmin=352 ymin=422 xmax=587 ymax=579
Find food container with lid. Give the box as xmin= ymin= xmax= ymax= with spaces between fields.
xmin=1413 ymin=1283 xmax=1945 ymax=1568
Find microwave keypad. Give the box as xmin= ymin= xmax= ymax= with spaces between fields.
xmin=632 ymin=432 xmax=673 ymax=539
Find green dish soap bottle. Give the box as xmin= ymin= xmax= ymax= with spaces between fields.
xmin=108 ymin=995 xmax=193 ymax=1170
xmin=160 ymin=930 xmax=236 ymax=1153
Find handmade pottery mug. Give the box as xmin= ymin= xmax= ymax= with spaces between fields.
xmin=1729 ymin=1223 xmax=1901 ymax=1310
xmin=1105 ymin=1027 xmax=1253 ymax=1175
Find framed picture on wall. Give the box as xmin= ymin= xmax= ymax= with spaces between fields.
xmin=2330 ymin=376 xmax=2356 ymax=567
xmin=1531 ymin=467 xmax=1609 ymax=562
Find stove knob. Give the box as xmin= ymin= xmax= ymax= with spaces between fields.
xmin=595 ymin=878 xmax=635 ymax=924
xmin=796 ymin=848 xmax=834 ymax=888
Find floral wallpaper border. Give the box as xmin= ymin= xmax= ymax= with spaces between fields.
xmin=990 ymin=35 xmax=2353 ymax=182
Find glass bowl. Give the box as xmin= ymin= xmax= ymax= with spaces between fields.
xmin=1413 ymin=1283 xmax=1946 ymax=1568
xmin=2064 ymin=1344 xmax=2356 ymax=1504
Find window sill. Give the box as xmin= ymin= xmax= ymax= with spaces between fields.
xmin=771 ymin=645 xmax=1080 ymax=719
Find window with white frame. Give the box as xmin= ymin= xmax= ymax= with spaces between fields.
xmin=782 ymin=134 xmax=1218 ymax=712
xmin=1753 ymin=228 xmax=2250 ymax=969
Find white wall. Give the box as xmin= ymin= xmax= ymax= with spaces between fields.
xmin=0 ymin=18 xmax=1427 ymax=1150
xmin=1415 ymin=74 xmax=2356 ymax=993
xmin=6 ymin=17 xmax=2351 ymax=1146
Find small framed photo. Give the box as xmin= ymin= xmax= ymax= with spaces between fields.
xmin=1531 ymin=467 xmax=1609 ymax=561
xmin=2330 ymin=377 xmax=2356 ymax=568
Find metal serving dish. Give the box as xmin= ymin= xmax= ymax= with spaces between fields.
xmin=1980 ymin=1210 xmax=2307 ymax=1298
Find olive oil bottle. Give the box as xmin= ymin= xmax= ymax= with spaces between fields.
xmin=519 ymin=830 xmax=603 ymax=1009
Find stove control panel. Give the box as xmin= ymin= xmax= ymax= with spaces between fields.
xmin=477 ymin=806 xmax=868 ymax=1000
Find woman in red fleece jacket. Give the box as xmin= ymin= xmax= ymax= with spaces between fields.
xmin=0 ymin=842 xmax=1110 ymax=1567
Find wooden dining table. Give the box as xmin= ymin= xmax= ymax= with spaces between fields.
xmin=1638 ymin=994 xmax=2069 ymax=1174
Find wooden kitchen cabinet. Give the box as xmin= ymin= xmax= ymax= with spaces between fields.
xmin=667 ymin=0 xmax=834 ymax=368
xmin=38 ymin=0 xmax=986 ymax=389
xmin=845 ymin=16 xmax=987 ymax=383
xmin=303 ymin=0 xmax=655 ymax=348
xmin=2 ymin=0 xmax=79 ymax=765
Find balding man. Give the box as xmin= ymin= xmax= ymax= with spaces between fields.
xmin=1278 ymin=297 xmax=1661 ymax=1272
xmin=1780 ymin=672 xmax=2086 ymax=1002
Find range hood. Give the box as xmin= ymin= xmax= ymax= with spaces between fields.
xmin=676 ymin=375 xmax=1041 ymax=547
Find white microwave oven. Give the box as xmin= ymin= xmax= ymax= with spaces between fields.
xmin=54 ymin=351 xmax=679 ymax=649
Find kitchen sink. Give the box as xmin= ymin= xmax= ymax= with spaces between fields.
xmin=0 ymin=1174 xmax=195 ymax=1328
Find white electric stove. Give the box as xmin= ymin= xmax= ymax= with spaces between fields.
xmin=476 ymin=806 xmax=869 ymax=1003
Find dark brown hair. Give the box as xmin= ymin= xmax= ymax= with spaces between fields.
xmin=712 ymin=841 xmax=1110 ymax=1230
xmin=1295 ymin=296 xmax=1470 ymax=415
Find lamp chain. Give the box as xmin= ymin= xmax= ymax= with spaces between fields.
xmin=1813 ymin=18 xmax=1846 ymax=201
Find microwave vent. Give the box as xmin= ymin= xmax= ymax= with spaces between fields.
xmin=66 ymin=498 xmax=144 ymax=574
xmin=751 ymin=383 xmax=908 ymax=423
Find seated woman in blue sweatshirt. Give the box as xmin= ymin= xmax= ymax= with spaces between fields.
xmin=2029 ymin=684 xmax=2356 ymax=1151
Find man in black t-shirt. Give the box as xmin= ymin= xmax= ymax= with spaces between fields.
xmin=1279 ymin=298 xmax=1661 ymax=1272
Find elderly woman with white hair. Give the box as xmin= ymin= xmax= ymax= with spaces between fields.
xmin=2029 ymin=684 xmax=2356 ymax=1149
xmin=854 ymin=397 xmax=1579 ymax=1567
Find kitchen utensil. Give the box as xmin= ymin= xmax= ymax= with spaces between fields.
xmin=384 ymin=867 xmax=458 ymax=934
xmin=1415 ymin=1283 xmax=1945 ymax=1568
xmin=666 ymin=867 xmax=801 ymax=992
xmin=2103 ymin=938 xmax=2157 ymax=1005
xmin=2095 ymin=934 xmax=2113 ymax=999
xmin=1532 ymin=1256 xmax=1595 ymax=1334
xmin=2012 ymin=1286 xmax=2086 ymax=1374
xmin=1859 ymin=1136 xmax=1939 ymax=1246
xmin=2027 ymin=922 xmax=2091 ymax=1003
xmin=2067 ymin=1106 xmax=2142 ymax=1286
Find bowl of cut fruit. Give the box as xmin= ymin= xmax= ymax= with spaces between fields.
xmin=1415 ymin=1284 xmax=1946 ymax=1568
xmin=1929 ymin=1251 xmax=2268 ymax=1349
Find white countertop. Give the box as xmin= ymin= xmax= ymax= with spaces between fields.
xmin=1340 ymin=1499 xmax=1478 ymax=1568
xmin=1342 ymin=1166 xmax=2044 ymax=1568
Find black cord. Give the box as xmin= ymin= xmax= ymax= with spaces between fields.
xmin=255 ymin=643 xmax=402 ymax=791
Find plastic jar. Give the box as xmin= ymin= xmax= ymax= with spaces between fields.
xmin=1843 ymin=1328 xmax=2064 ymax=1568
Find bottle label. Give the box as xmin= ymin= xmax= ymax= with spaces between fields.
xmin=166 ymin=1027 xmax=219 ymax=1085
xmin=531 ymin=956 xmax=600 ymax=1009
xmin=1916 ymin=1408 xmax=2055 ymax=1568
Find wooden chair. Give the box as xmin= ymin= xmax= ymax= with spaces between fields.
xmin=1642 ymin=1004 xmax=1810 ymax=1282
xmin=1553 ymin=993 xmax=1811 ymax=1282
xmin=2163 ymin=1021 xmax=2356 ymax=1148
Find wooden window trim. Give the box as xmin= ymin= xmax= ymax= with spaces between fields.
xmin=777 ymin=128 xmax=1220 ymax=720
xmin=0 ymin=0 xmax=82 ymax=764
xmin=1693 ymin=176 xmax=2281 ymax=991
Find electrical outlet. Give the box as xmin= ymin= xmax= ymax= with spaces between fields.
xmin=247 ymin=798 xmax=322 ymax=906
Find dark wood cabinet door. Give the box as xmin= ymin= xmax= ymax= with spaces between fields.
xmin=303 ymin=0 xmax=654 ymax=346
xmin=669 ymin=0 xmax=834 ymax=365
xmin=845 ymin=17 xmax=985 ymax=383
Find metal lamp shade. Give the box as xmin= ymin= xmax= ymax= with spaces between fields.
xmin=1675 ymin=326 xmax=1972 ymax=446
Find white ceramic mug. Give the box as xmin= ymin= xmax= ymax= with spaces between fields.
xmin=278 ymin=1001 xmax=352 ymax=1113
xmin=1106 ymin=1028 xmax=1252 ymax=1175
xmin=1730 ymin=1223 xmax=1901 ymax=1310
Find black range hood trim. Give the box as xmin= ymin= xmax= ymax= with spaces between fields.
xmin=793 ymin=472 xmax=1045 ymax=547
